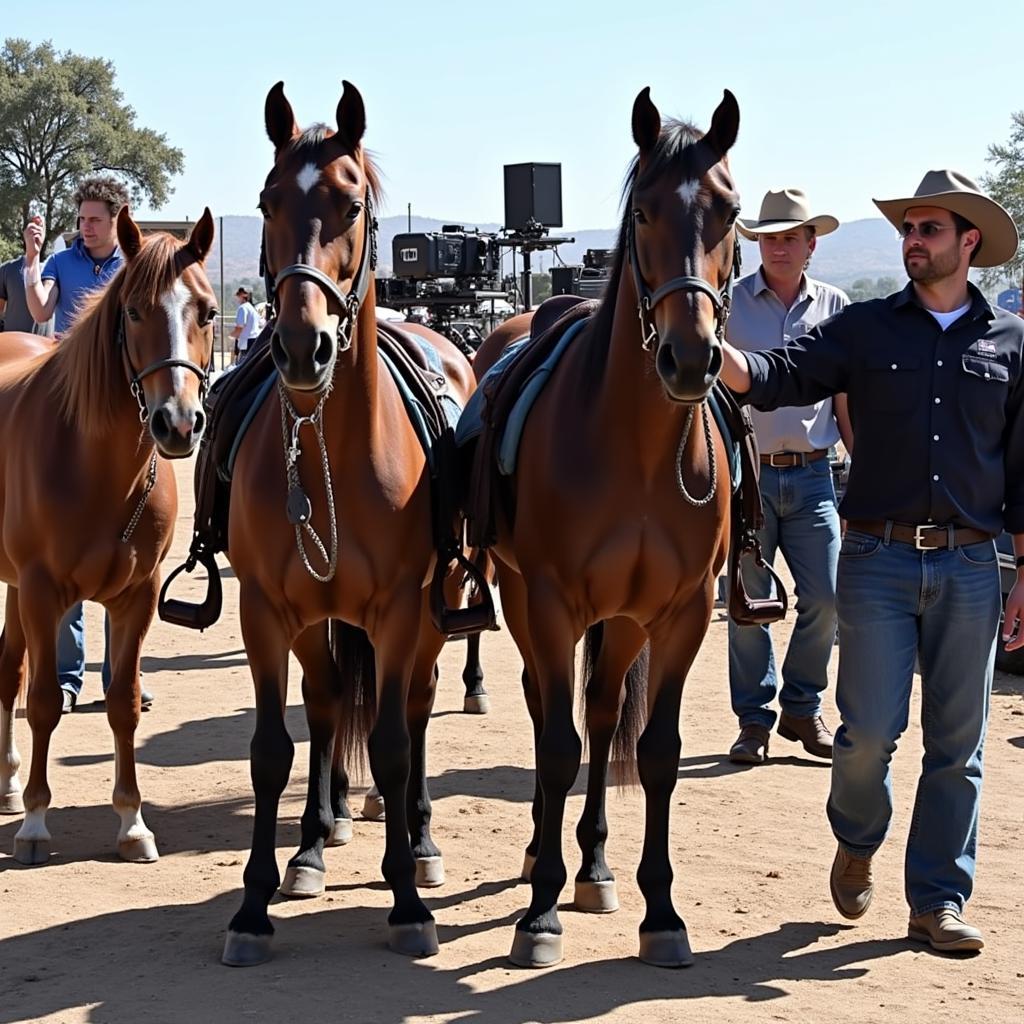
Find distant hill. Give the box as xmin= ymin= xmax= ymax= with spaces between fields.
xmin=207 ymin=214 xmax=911 ymax=292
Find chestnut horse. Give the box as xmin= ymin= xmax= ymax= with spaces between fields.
xmin=0 ymin=209 xmax=217 ymax=864
xmin=221 ymin=82 xmax=475 ymax=967
xmin=473 ymin=88 xmax=741 ymax=968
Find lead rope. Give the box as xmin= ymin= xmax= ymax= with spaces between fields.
xmin=278 ymin=381 xmax=338 ymax=582
xmin=121 ymin=451 xmax=159 ymax=543
xmin=675 ymin=401 xmax=717 ymax=507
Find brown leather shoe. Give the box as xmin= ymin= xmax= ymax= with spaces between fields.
xmin=908 ymin=908 xmax=984 ymax=952
xmin=728 ymin=724 xmax=770 ymax=764
xmin=778 ymin=712 xmax=833 ymax=759
xmin=830 ymin=845 xmax=873 ymax=919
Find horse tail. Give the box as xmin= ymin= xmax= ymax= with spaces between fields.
xmin=580 ymin=623 xmax=649 ymax=786
xmin=331 ymin=620 xmax=376 ymax=778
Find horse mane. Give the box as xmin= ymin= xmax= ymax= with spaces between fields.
xmin=580 ymin=118 xmax=705 ymax=391
xmin=280 ymin=123 xmax=385 ymax=207
xmin=51 ymin=232 xmax=184 ymax=436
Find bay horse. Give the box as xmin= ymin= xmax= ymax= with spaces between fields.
xmin=221 ymin=81 xmax=475 ymax=967
xmin=474 ymin=88 xmax=741 ymax=968
xmin=0 ymin=208 xmax=217 ymax=864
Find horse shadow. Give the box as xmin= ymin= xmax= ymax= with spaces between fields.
xmin=676 ymin=752 xmax=829 ymax=780
xmin=0 ymin=885 xmax=919 ymax=1024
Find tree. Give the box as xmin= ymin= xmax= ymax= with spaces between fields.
xmin=845 ymin=276 xmax=902 ymax=302
xmin=0 ymin=38 xmax=183 ymax=259
xmin=982 ymin=111 xmax=1024 ymax=287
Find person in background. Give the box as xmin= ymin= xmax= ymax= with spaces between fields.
xmin=0 ymin=251 xmax=54 ymax=337
xmin=230 ymin=286 xmax=260 ymax=362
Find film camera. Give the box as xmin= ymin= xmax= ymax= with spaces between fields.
xmin=391 ymin=226 xmax=500 ymax=284
xmin=551 ymin=248 xmax=614 ymax=301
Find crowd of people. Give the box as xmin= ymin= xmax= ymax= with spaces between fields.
xmin=0 ymin=164 xmax=1021 ymax=959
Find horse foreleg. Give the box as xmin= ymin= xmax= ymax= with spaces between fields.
xmin=0 ymin=588 xmax=28 ymax=815
xmin=574 ymin=617 xmax=647 ymax=915
xmin=510 ymin=577 xmax=580 ymax=969
xmin=223 ymin=584 xmax=294 ymax=968
xmin=461 ymin=632 xmax=488 ymax=714
xmin=104 ymin=580 xmax=160 ymax=863
xmin=328 ymin=718 xmax=354 ymax=844
xmin=280 ymin=624 xmax=342 ymax=898
xmin=635 ymin=592 xmax=713 ymax=968
xmin=12 ymin=568 xmax=65 ymax=865
xmin=407 ymin=603 xmax=446 ymax=888
xmin=367 ymin=586 xmax=437 ymax=958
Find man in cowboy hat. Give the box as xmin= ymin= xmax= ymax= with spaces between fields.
xmin=726 ymin=188 xmax=852 ymax=766
xmin=719 ymin=169 xmax=1023 ymax=953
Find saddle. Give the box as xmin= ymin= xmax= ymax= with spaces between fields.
xmin=461 ymin=295 xmax=786 ymax=627
xmin=158 ymin=321 xmax=495 ymax=638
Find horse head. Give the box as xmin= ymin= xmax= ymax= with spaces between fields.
xmin=628 ymin=87 xmax=741 ymax=403
xmin=260 ymin=80 xmax=377 ymax=392
xmin=117 ymin=207 xmax=216 ymax=457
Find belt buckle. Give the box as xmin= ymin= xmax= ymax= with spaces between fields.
xmin=768 ymin=452 xmax=793 ymax=468
xmin=913 ymin=525 xmax=931 ymax=550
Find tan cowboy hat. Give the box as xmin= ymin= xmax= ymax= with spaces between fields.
xmin=873 ymin=169 xmax=1019 ymax=268
xmin=737 ymin=188 xmax=839 ymax=240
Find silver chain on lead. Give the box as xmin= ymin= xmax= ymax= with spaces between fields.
xmin=120 ymin=451 xmax=159 ymax=543
xmin=675 ymin=401 xmax=717 ymax=507
xmin=278 ymin=381 xmax=338 ymax=582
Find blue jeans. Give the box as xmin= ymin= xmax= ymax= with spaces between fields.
xmin=728 ymin=460 xmax=840 ymax=728
xmin=827 ymin=530 xmax=998 ymax=916
xmin=57 ymin=603 xmax=112 ymax=698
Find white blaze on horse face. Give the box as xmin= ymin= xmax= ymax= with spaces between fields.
xmin=296 ymin=163 xmax=320 ymax=195
xmin=159 ymin=279 xmax=191 ymax=398
xmin=676 ymin=180 xmax=702 ymax=205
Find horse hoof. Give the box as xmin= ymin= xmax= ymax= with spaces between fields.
xmin=280 ymin=864 xmax=326 ymax=898
xmin=222 ymin=930 xmax=273 ymax=968
xmin=0 ymin=791 xmax=24 ymax=815
xmin=326 ymin=817 xmax=354 ymax=846
xmin=521 ymin=852 xmax=536 ymax=882
xmin=638 ymin=928 xmax=694 ymax=968
xmin=388 ymin=920 xmax=439 ymax=958
xmin=13 ymin=836 xmax=50 ymax=865
xmin=463 ymin=693 xmax=490 ymax=715
xmin=509 ymin=929 xmax=563 ymax=968
xmin=118 ymin=835 xmax=159 ymax=863
xmin=573 ymin=879 xmax=619 ymax=913
xmin=415 ymin=856 xmax=445 ymax=888
xmin=362 ymin=792 xmax=385 ymax=822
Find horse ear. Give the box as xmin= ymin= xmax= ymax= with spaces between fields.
xmin=187 ymin=208 xmax=216 ymax=263
xmin=631 ymin=87 xmax=661 ymax=154
xmin=117 ymin=206 xmax=144 ymax=259
xmin=265 ymin=81 xmax=299 ymax=152
xmin=336 ymin=80 xmax=366 ymax=149
xmin=705 ymin=89 xmax=739 ymax=157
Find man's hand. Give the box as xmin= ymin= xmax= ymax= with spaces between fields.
xmin=23 ymin=215 xmax=44 ymax=263
xmin=1002 ymin=579 xmax=1024 ymax=651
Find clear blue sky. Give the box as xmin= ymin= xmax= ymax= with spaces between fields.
xmin=4 ymin=1 xmax=1023 ymax=230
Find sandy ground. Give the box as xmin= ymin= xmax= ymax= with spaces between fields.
xmin=1 ymin=456 xmax=1022 ymax=1024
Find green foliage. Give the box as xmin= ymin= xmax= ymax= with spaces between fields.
xmin=982 ymin=111 xmax=1024 ymax=287
xmin=845 ymin=276 xmax=902 ymax=302
xmin=0 ymin=38 xmax=183 ymax=252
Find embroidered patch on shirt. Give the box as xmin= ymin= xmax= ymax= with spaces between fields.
xmin=976 ymin=340 xmax=997 ymax=355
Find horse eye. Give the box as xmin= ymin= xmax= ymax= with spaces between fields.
xmin=633 ymin=208 xmax=647 ymax=225
xmin=727 ymin=208 xmax=740 ymax=226
xmin=126 ymin=307 xmax=140 ymax=322
xmin=205 ymin=309 xmax=219 ymax=326
xmin=347 ymin=202 xmax=363 ymax=221
xmin=257 ymin=201 xmax=270 ymax=219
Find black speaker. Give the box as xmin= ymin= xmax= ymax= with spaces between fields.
xmin=503 ymin=163 xmax=563 ymax=232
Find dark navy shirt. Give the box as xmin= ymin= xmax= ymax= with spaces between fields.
xmin=42 ymin=237 xmax=123 ymax=336
xmin=743 ymin=282 xmax=1024 ymax=535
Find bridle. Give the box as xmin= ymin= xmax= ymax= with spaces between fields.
xmin=260 ymin=191 xmax=378 ymax=352
xmin=627 ymin=196 xmax=741 ymax=352
xmin=117 ymin=309 xmax=211 ymax=424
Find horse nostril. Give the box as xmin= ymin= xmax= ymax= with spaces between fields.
xmin=150 ymin=408 xmax=171 ymax=443
xmin=707 ymin=343 xmax=723 ymax=380
xmin=193 ymin=409 xmax=206 ymax=437
xmin=270 ymin=330 xmax=289 ymax=372
xmin=314 ymin=330 xmax=334 ymax=369
xmin=656 ymin=343 xmax=678 ymax=383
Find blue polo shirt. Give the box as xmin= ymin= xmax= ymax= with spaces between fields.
xmin=42 ymin=237 xmax=123 ymax=336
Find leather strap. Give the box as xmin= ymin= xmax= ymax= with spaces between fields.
xmin=847 ymin=519 xmax=994 ymax=550
xmin=759 ymin=449 xmax=829 ymax=468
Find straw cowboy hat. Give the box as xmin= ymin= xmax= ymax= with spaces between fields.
xmin=737 ymin=188 xmax=839 ymax=240
xmin=873 ymin=169 xmax=1019 ymax=268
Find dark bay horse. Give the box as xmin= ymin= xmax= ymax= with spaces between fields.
xmin=0 ymin=209 xmax=216 ymax=863
xmin=221 ymin=81 xmax=476 ymax=967
xmin=474 ymin=88 xmax=741 ymax=968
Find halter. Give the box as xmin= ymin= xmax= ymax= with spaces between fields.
xmin=260 ymin=192 xmax=378 ymax=353
xmin=627 ymin=198 xmax=741 ymax=352
xmin=117 ymin=311 xmax=211 ymax=424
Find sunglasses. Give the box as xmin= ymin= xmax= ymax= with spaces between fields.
xmin=898 ymin=221 xmax=956 ymax=240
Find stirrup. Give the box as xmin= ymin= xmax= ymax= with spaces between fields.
xmin=728 ymin=543 xmax=788 ymax=626
xmin=429 ymin=547 xmax=498 ymax=639
xmin=157 ymin=545 xmax=224 ymax=630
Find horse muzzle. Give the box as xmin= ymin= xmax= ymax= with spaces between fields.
xmin=149 ymin=398 xmax=206 ymax=458
xmin=655 ymin=333 xmax=723 ymax=403
xmin=270 ymin=322 xmax=336 ymax=392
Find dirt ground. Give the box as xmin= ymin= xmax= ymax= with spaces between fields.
xmin=1 ymin=456 xmax=1022 ymax=1024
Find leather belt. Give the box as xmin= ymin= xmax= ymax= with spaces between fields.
xmin=759 ymin=449 xmax=829 ymax=468
xmin=846 ymin=519 xmax=994 ymax=551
